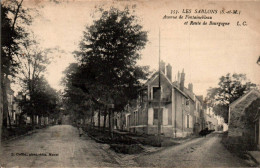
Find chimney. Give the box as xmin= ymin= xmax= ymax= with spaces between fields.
xmin=188 ymin=83 xmax=193 ymax=92
xmin=166 ymin=64 xmax=172 ymax=81
xmin=160 ymin=60 xmax=166 ymax=74
xmin=180 ymin=69 xmax=185 ymax=91
xmin=177 ymin=71 xmax=180 ymax=83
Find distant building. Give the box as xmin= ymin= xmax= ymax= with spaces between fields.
xmin=205 ymin=107 xmax=218 ymax=130
xmin=215 ymin=114 xmax=228 ymax=131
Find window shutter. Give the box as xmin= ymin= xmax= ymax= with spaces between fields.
xmin=189 ymin=116 xmax=193 ymax=128
xmin=185 ymin=115 xmax=187 ymax=128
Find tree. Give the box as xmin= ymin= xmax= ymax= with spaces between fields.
xmin=75 ymin=6 xmax=148 ymax=104
xmin=1 ymin=0 xmax=32 ymax=129
xmin=62 ymin=63 xmax=95 ymax=124
xmin=63 ymin=6 xmax=149 ymax=135
xmin=16 ymin=34 xmax=51 ymax=91
xmin=15 ymin=34 xmax=54 ymax=125
xmin=77 ymin=6 xmax=148 ymax=126
xmin=19 ymin=76 xmax=59 ymax=125
xmin=206 ymin=73 xmax=257 ymax=123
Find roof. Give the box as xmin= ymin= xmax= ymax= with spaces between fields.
xmin=173 ymin=85 xmax=189 ymax=99
xmin=230 ymin=89 xmax=260 ymax=108
xmin=145 ymin=70 xmax=193 ymax=100
xmin=145 ymin=70 xmax=173 ymax=86
xmin=183 ymin=88 xmax=195 ymax=102
xmin=196 ymin=95 xmax=204 ymax=103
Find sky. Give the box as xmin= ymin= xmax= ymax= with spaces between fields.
xmin=23 ymin=0 xmax=260 ymax=97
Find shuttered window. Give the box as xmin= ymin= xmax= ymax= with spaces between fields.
xmin=187 ymin=115 xmax=189 ymax=128
xmin=153 ymin=108 xmax=163 ymax=125
xmin=185 ymin=114 xmax=193 ymax=128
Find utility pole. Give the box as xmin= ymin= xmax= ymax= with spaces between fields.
xmin=157 ymin=28 xmax=161 ymax=144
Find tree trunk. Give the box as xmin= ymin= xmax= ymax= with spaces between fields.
xmin=108 ymin=109 xmax=111 ymax=135
xmin=0 ymin=80 xmax=3 ymax=145
xmin=90 ymin=110 xmax=93 ymax=128
xmin=103 ymin=107 xmax=107 ymax=131
xmin=7 ymin=110 xmax=12 ymax=129
xmin=2 ymin=76 xmax=8 ymax=128
xmin=98 ymin=108 xmax=101 ymax=128
xmin=18 ymin=114 xmax=23 ymax=126
xmin=91 ymin=108 xmax=94 ymax=127
xmin=31 ymin=114 xmax=34 ymax=126
xmin=83 ymin=115 xmax=86 ymax=125
xmin=40 ymin=115 xmax=43 ymax=126
xmin=111 ymin=109 xmax=114 ymax=139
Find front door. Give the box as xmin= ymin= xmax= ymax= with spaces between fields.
xmin=153 ymin=108 xmax=163 ymax=132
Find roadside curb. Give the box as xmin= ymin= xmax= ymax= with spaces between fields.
xmin=86 ymin=132 xmax=107 ymax=144
xmin=86 ymin=131 xmax=161 ymax=156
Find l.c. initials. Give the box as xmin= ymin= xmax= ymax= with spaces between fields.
xmin=237 ymin=21 xmax=247 ymax=26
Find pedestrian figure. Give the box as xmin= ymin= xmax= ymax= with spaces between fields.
xmin=79 ymin=127 xmax=83 ymax=137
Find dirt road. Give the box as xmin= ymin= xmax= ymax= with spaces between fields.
xmin=135 ymin=132 xmax=248 ymax=167
xmin=0 ymin=125 xmax=119 ymax=167
xmin=0 ymin=125 xmax=248 ymax=167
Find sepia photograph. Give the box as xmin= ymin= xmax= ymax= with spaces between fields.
xmin=0 ymin=0 xmax=260 ymax=167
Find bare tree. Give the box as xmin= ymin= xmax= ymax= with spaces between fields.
xmin=15 ymin=34 xmax=53 ymax=125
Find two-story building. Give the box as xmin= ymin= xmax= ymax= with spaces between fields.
xmin=126 ymin=61 xmax=205 ymax=137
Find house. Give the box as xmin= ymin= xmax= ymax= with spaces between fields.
xmin=125 ymin=61 xmax=205 ymax=137
xmin=228 ymin=89 xmax=260 ymax=149
xmin=214 ymin=114 xmax=228 ymax=131
xmin=193 ymin=95 xmax=207 ymax=134
xmin=206 ymin=114 xmax=218 ymax=130
xmin=9 ymin=92 xmax=26 ymax=126
xmin=205 ymin=106 xmax=218 ymax=130
xmin=12 ymin=97 xmax=22 ymax=125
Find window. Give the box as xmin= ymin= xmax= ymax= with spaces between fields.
xmin=187 ymin=115 xmax=190 ymax=128
xmin=152 ymin=86 xmax=161 ymax=100
xmin=186 ymin=114 xmax=193 ymax=128
xmin=153 ymin=108 xmax=163 ymax=125
xmin=154 ymin=109 xmax=158 ymax=120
